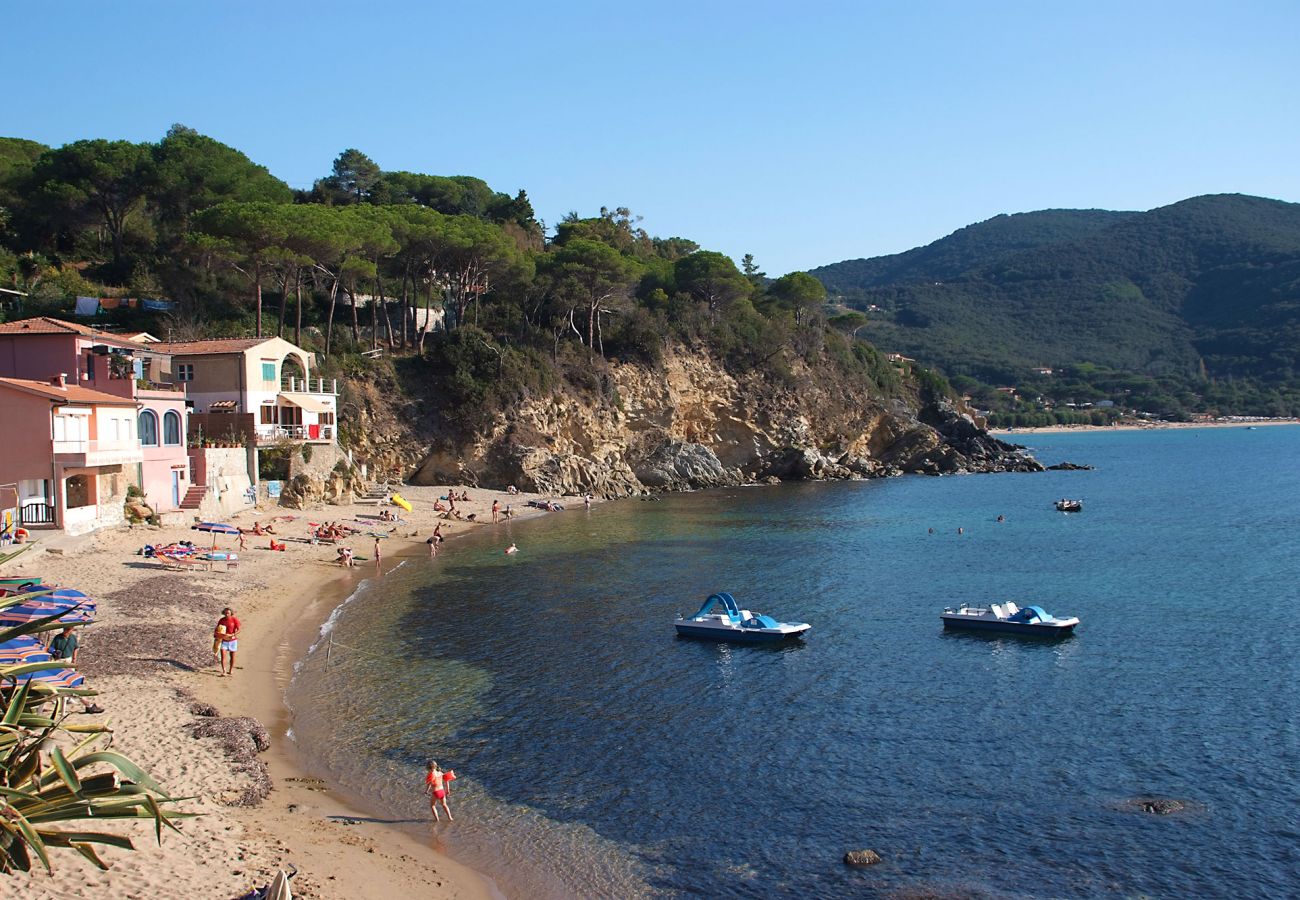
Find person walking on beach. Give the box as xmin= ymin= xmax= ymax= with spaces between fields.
xmin=425 ymin=761 xmax=454 ymax=822
xmin=216 ymin=607 xmax=240 ymax=676
xmin=491 ymin=499 xmax=500 ymax=523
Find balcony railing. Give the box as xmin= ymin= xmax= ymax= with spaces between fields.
xmin=52 ymin=439 xmax=138 ymax=454
xmin=19 ymin=503 xmax=55 ymax=526
xmin=280 ymin=376 xmax=337 ymax=394
xmin=256 ymin=425 xmax=335 ymax=444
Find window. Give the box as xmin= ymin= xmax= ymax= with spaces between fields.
xmin=178 ymin=363 xmax=194 ymax=382
xmin=260 ymin=406 xmax=278 ymax=425
xmin=139 ymin=410 xmax=159 ymax=447
xmin=163 ymin=410 xmax=182 ymax=446
xmin=319 ymin=412 xmax=335 ymax=426
xmin=261 ymin=362 xmax=276 ymax=382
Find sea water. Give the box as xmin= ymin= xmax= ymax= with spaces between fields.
xmin=287 ymin=426 xmax=1300 ymax=898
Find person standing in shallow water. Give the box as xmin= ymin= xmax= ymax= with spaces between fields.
xmin=425 ymin=761 xmax=454 ymax=822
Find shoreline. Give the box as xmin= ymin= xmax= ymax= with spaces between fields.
xmin=7 ymin=484 xmax=577 ymax=899
xmin=991 ymin=418 xmax=1300 ymax=436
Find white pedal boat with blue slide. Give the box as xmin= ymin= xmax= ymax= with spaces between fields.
xmin=675 ymin=592 xmax=811 ymax=643
xmin=941 ymin=601 xmax=1079 ymax=636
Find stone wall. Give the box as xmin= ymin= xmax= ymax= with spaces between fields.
xmin=188 ymin=448 xmax=256 ymax=520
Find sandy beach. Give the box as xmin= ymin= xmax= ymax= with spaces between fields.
xmin=5 ymin=484 xmax=583 ymax=899
xmin=991 ymin=417 xmax=1300 ymax=436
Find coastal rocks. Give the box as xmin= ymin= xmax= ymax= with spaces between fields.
xmin=1046 ymin=461 xmax=1095 ymax=471
xmin=404 ymin=349 xmax=1042 ymax=495
xmin=634 ymin=441 xmax=741 ymax=490
xmin=278 ymin=471 xmax=356 ymax=510
xmin=843 ymin=849 xmax=883 ymax=866
xmin=1117 ymin=796 xmax=1193 ymax=816
xmin=918 ymin=399 xmax=1045 ymax=473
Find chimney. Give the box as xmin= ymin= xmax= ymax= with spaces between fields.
xmin=50 ymin=374 xmax=67 ymax=388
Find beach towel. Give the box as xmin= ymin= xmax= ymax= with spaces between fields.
xmin=142 ymin=298 xmax=175 ymax=311
xmin=99 ymin=297 xmax=122 ymax=310
xmin=75 ymin=296 xmax=100 ymax=317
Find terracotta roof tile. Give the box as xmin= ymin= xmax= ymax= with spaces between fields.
xmin=151 ymin=338 xmax=269 ymax=355
xmin=0 ymin=316 xmax=136 ymax=346
xmin=0 ymin=376 xmax=138 ymax=406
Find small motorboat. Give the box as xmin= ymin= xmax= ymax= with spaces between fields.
xmin=1055 ymin=498 xmax=1083 ymax=512
xmin=675 ymin=592 xmax=810 ymax=643
xmin=941 ymin=602 xmax=1079 ymax=637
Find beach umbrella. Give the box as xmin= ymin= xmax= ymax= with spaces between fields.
xmin=193 ymin=521 xmax=240 ymax=548
xmin=0 ymin=590 xmax=96 ymax=627
xmin=19 ymin=667 xmax=86 ymax=689
xmin=0 ymin=638 xmax=86 ymax=690
xmin=0 ymin=636 xmax=53 ymax=665
xmin=192 ymin=522 xmax=239 ymax=535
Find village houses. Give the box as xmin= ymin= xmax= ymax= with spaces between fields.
xmin=0 ymin=317 xmax=337 ymax=537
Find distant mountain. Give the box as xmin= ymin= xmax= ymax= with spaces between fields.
xmin=812 ymin=208 xmax=1137 ymax=292
xmin=812 ymin=195 xmax=1300 ymax=413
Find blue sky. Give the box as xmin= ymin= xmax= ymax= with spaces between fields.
xmin=7 ymin=1 xmax=1299 ymax=275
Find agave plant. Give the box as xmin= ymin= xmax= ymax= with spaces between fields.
xmin=0 ymin=591 xmax=191 ymax=873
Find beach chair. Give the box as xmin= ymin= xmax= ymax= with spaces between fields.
xmin=156 ymin=551 xmax=210 ymax=572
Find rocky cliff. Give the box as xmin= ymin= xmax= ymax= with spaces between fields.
xmin=388 ymin=348 xmax=1040 ymax=496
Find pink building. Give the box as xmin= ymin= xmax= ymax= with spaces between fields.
xmin=0 ymin=317 xmax=191 ymax=525
xmin=0 ymin=376 xmax=140 ymax=535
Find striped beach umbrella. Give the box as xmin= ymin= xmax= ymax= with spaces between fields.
xmin=0 ymin=594 xmax=96 ymax=627
xmin=20 ymin=667 xmax=86 ymax=689
xmin=0 ymin=636 xmax=54 ymax=665
xmin=192 ymin=522 xmax=239 ymax=535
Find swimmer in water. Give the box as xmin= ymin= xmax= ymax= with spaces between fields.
xmin=505 ymin=543 xmax=518 ymax=555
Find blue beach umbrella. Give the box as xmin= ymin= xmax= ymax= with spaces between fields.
xmin=0 ymin=638 xmax=86 ymax=690
xmin=193 ymin=521 xmax=240 ymax=548
xmin=0 ymin=590 xmax=96 ymax=627
xmin=0 ymin=636 xmax=54 ymax=665
xmin=192 ymin=522 xmax=239 ymax=535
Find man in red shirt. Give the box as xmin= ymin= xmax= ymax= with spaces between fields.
xmin=215 ymin=607 xmax=241 ymax=676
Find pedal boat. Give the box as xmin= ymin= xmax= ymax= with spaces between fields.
xmin=941 ymin=602 xmax=1079 ymax=637
xmin=675 ymin=592 xmax=810 ymax=643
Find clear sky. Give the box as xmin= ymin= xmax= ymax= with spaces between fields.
xmin=7 ymin=1 xmax=1299 ymax=275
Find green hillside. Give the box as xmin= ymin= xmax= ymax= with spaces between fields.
xmin=813 ymin=194 xmax=1300 ymax=418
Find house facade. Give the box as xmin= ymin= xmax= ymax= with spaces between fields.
xmin=0 ymin=317 xmax=191 ymax=520
xmin=0 ymin=376 xmax=141 ymax=535
xmin=151 ymin=336 xmax=338 ymax=446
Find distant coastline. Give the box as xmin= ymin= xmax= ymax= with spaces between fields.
xmin=991 ymin=417 xmax=1300 ymax=436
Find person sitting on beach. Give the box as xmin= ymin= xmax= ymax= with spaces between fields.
xmin=460 ymin=491 xmax=471 ymax=502
xmin=250 ymin=522 xmax=265 ymax=536
xmin=433 ymin=499 xmax=447 ymax=512
xmin=425 ymin=761 xmax=454 ymax=822
xmin=507 ymin=484 xmax=518 ymax=495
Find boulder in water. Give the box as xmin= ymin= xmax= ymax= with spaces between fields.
xmin=843 ymin=849 xmax=882 ymax=866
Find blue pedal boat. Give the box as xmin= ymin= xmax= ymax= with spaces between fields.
xmin=941 ymin=601 xmax=1079 ymax=636
xmin=675 ymin=592 xmax=811 ymax=643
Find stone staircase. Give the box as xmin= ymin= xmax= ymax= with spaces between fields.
xmin=179 ymin=486 xmax=208 ymax=510
xmin=356 ymin=483 xmax=390 ymax=506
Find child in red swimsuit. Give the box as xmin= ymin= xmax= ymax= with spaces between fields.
xmin=425 ymin=760 xmax=455 ymax=822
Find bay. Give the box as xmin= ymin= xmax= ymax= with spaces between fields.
xmin=288 ymin=425 xmax=1300 ymax=898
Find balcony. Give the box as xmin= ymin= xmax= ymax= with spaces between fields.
xmin=281 ymin=376 xmax=337 ymax=394
xmin=52 ymin=439 xmax=144 ymax=467
xmin=255 ymin=424 xmax=335 ymax=445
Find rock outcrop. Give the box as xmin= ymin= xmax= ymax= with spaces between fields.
xmin=843 ymin=849 xmax=883 ymax=866
xmin=405 ymin=350 xmax=1041 ymax=496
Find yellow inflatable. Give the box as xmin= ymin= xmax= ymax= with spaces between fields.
xmin=390 ymin=493 xmax=413 ymax=512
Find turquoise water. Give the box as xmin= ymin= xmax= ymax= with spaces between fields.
xmin=289 ymin=426 xmax=1300 ymax=898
